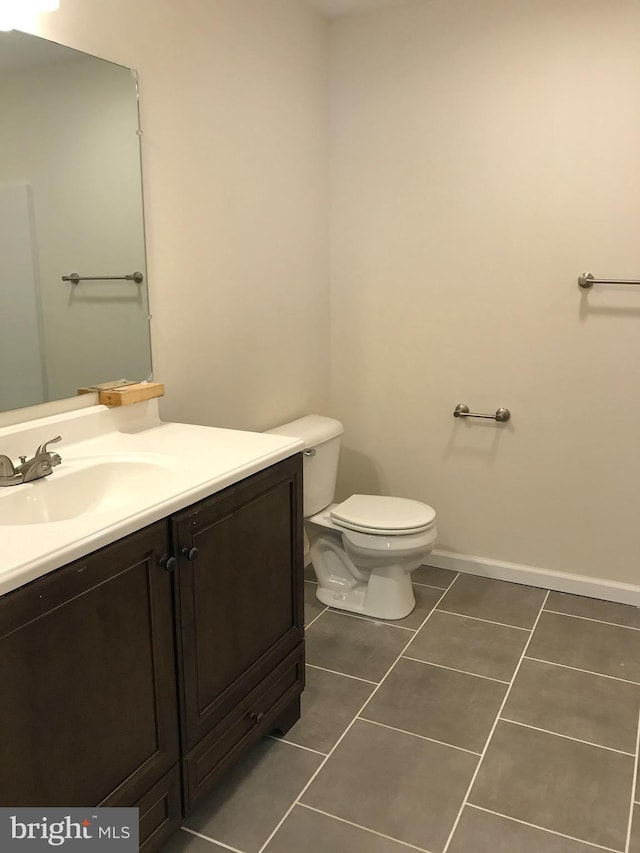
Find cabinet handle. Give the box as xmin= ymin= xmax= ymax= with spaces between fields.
xmin=249 ymin=711 xmax=265 ymax=724
xmin=159 ymin=555 xmax=177 ymax=572
xmin=181 ymin=546 xmax=199 ymax=561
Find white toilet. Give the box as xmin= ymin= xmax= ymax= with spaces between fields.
xmin=268 ymin=415 xmax=437 ymax=620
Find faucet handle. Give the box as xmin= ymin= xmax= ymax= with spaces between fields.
xmin=35 ymin=435 xmax=62 ymax=457
xmin=0 ymin=454 xmax=16 ymax=477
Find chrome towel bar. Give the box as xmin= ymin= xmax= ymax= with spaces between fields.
xmin=62 ymin=271 xmax=144 ymax=284
xmin=578 ymin=272 xmax=640 ymax=289
xmin=454 ymin=404 xmax=511 ymax=423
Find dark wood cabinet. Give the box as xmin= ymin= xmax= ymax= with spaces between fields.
xmin=0 ymin=521 xmax=179 ymax=811
xmin=182 ymin=647 xmax=304 ymax=809
xmin=0 ymin=453 xmax=304 ymax=851
xmin=136 ymin=766 xmax=183 ymax=852
xmin=174 ymin=454 xmax=305 ymax=808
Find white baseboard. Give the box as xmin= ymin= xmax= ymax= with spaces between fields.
xmin=429 ymin=549 xmax=640 ymax=608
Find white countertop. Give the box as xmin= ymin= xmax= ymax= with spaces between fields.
xmin=0 ymin=401 xmax=303 ymax=596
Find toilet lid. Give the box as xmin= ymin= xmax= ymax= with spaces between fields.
xmin=330 ymin=494 xmax=436 ymax=536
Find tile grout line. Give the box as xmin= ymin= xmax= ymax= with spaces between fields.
xmin=524 ymin=655 xmax=640 ymax=687
xmin=305 ymin=662 xmax=379 ymax=685
xmin=435 ymin=608 xmax=532 ymax=632
xmin=298 ymin=803 xmax=435 ymax=853
xmin=624 ymin=707 xmax=640 ymax=853
xmin=327 ymin=607 xmax=417 ymax=633
xmin=401 ymin=654 xmax=511 ymax=685
xmin=544 ymin=608 xmax=640 ymax=634
xmin=267 ymin=734 xmax=327 ymax=757
xmin=181 ymin=826 xmax=246 ymax=853
xmin=441 ymin=589 xmax=551 ymax=853
xmin=467 ymin=804 xmax=624 ymax=853
xmin=416 ymin=569 xmax=458 ymax=591
xmin=358 ymin=716 xmax=482 ymax=756
xmin=498 ymin=717 xmax=636 ymax=757
xmin=255 ymin=575 xmax=461 ymax=853
xmin=304 ymin=606 xmax=328 ymax=631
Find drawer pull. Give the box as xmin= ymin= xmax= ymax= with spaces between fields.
xmin=249 ymin=711 xmax=265 ymax=724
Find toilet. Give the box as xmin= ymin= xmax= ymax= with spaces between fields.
xmin=268 ymin=415 xmax=437 ymax=620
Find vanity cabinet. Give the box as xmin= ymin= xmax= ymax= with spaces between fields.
xmin=173 ymin=454 xmax=305 ymax=810
xmin=0 ymin=453 xmax=304 ymax=851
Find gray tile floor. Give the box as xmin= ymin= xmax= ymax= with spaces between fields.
xmin=162 ymin=567 xmax=640 ymax=853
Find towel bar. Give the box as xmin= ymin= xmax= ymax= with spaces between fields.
xmin=62 ymin=271 xmax=144 ymax=284
xmin=578 ymin=272 xmax=640 ymax=289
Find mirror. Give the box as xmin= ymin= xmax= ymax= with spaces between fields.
xmin=0 ymin=30 xmax=152 ymax=413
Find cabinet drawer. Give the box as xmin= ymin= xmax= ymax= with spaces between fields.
xmin=183 ymin=645 xmax=304 ymax=811
xmin=138 ymin=764 xmax=182 ymax=853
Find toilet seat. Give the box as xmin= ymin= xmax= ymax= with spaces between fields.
xmin=330 ymin=494 xmax=436 ymax=536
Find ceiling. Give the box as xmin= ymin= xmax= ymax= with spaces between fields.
xmin=306 ymin=0 xmax=422 ymax=18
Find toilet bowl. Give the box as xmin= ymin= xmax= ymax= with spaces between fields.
xmin=267 ymin=415 xmax=437 ymax=620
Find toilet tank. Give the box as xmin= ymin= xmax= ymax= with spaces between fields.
xmin=266 ymin=415 xmax=344 ymax=517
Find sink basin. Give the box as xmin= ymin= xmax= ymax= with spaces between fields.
xmin=0 ymin=401 xmax=303 ymax=596
xmin=0 ymin=458 xmax=174 ymax=525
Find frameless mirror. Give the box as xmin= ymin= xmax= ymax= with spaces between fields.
xmin=0 ymin=30 xmax=152 ymax=413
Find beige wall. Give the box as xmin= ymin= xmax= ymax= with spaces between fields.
xmin=31 ymin=0 xmax=331 ymax=430
xmin=330 ymin=0 xmax=640 ymax=584
xmin=19 ymin=0 xmax=640 ymax=587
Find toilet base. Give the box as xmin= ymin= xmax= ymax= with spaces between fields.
xmin=315 ymin=568 xmax=416 ymax=620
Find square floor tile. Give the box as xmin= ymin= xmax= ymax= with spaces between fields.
xmin=304 ymin=582 xmax=326 ymax=626
xmin=282 ymin=665 xmax=374 ymax=753
xmin=301 ymin=719 xmax=477 ymax=852
xmin=447 ymin=806 xmax=603 ymax=853
xmin=305 ymin=611 xmax=410 ymax=682
xmin=630 ymin=804 xmax=640 ymax=853
xmin=412 ymin=565 xmax=456 ymax=589
xmin=304 ymin=564 xmax=317 ymax=582
xmin=332 ymin=584 xmax=442 ymax=630
xmin=469 ymin=720 xmax=634 ymax=850
xmin=502 ymin=657 xmax=640 ymax=753
xmin=160 ymin=829 xmax=230 ymax=852
xmin=545 ymin=591 xmax=640 ymax=629
xmin=264 ymin=804 xmax=413 ymax=853
xmin=363 ymin=657 xmax=506 ymax=753
xmin=405 ymin=610 xmax=529 ymax=681
xmin=183 ymin=738 xmax=322 ymax=853
xmin=438 ymin=574 xmax=546 ymax=628
xmin=528 ymin=611 xmax=640 ymax=683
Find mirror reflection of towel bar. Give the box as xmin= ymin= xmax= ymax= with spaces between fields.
xmin=454 ymin=404 xmax=511 ymax=423
xmin=578 ymin=272 xmax=640 ymax=289
xmin=62 ymin=271 xmax=144 ymax=284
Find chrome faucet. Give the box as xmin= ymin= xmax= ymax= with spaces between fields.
xmin=0 ymin=436 xmax=62 ymax=487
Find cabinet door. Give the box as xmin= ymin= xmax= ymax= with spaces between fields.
xmin=174 ymin=454 xmax=304 ymax=750
xmin=0 ymin=521 xmax=179 ymax=808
